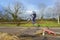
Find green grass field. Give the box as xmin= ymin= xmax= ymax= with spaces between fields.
xmin=0 ymin=20 xmax=60 ymax=27
xmin=20 ymin=20 xmax=60 ymax=27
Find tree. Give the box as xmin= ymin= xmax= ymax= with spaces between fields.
xmin=0 ymin=11 xmax=5 ymax=21
xmin=39 ymin=3 xmax=46 ymax=19
xmin=3 ymin=1 xmax=25 ymax=22
xmin=44 ymin=7 xmax=56 ymax=19
xmin=55 ymin=0 xmax=60 ymax=24
xmin=0 ymin=11 xmax=3 ymax=20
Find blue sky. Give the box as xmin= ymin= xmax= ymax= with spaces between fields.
xmin=0 ymin=0 xmax=56 ymax=11
xmin=0 ymin=0 xmax=57 ymax=19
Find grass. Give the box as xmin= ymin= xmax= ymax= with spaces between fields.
xmin=39 ymin=20 xmax=60 ymax=27
xmin=20 ymin=20 xmax=60 ymax=27
xmin=0 ymin=24 xmax=17 ymax=27
xmin=0 ymin=20 xmax=60 ymax=27
xmin=0 ymin=32 xmax=19 ymax=40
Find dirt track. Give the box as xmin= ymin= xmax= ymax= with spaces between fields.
xmin=0 ymin=27 xmax=60 ymax=40
xmin=0 ymin=27 xmax=60 ymax=35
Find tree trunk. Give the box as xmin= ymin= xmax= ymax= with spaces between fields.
xmin=58 ymin=15 xmax=59 ymax=24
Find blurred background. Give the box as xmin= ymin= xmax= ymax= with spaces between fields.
xmin=0 ymin=0 xmax=60 ymax=27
